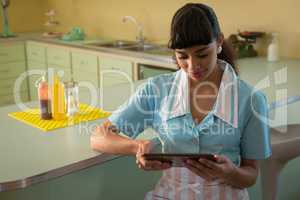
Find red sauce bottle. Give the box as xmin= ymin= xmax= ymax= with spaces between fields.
xmin=38 ymin=76 xmax=52 ymax=120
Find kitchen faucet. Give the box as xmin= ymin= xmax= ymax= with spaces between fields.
xmin=122 ymin=16 xmax=145 ymax=45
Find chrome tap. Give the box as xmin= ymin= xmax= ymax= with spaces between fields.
xmin=122 ymin=16 xmax=145 ymax=45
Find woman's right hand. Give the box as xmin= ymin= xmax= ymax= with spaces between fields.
xmin=135 ymin=140 xmax=171 ymax=171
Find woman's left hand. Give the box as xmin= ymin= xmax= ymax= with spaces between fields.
xmin=184 ymin=155 xmax=237 ymax=182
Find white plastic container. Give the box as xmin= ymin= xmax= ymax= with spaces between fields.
xmin=267 ymin=32 xmax=279 ymax=62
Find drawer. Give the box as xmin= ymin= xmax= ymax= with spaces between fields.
xmin=101 ymin=74 xmax=132 ymax=87
xmin=0 ymin=62 xmax=26 ymax=80
xmin=99 ymin=57 xmax=133 ymax=78
xmin=72 ymin=51 xmax=98 ymax=73
xmin=73 ymin=71 xmax=98 ymax=88
xmin=26 ymin=42 xmax=46 ymax=63
xmin=47 ymin=47 xmax=71 ymax=67
xmin=27 ymin=62 xmax=70 ymax=81
xmin=0 ymin=43 xmax=25 ymax=64
xmin=0 ymin=92 xmax=29 ymax=106
xmin=0 ymin=78 xmax=28 ymax=96
xmin=27 ymin=61 xmax=47 ymax=70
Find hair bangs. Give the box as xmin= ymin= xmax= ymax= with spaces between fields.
xmin=168 ymin=6 xmax=215 ymax=49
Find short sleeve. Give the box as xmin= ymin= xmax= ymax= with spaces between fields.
xmin=108 ymin=80 xmax=156 ymax=138
xmin=241 ymin=92 xmax=272 ymax=159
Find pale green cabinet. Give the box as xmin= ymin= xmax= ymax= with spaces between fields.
xmin=24 ymin=41 xmax=135 ymax=108
xmin=98 ymin=56 xmax=133 ymax=110
xmin=72 ymin=51 xmax=99 ymax=105
xmin=0 ymin=42 xmax=25 ymax=63
xmin=26 ymin=42 xmax=46 ymax=63
xmin=0 ymin=42 xmax=28 ymax=106
xmin=99 ymin=57 xmax=133 ymax=87
xmin=26 ymin=41 xmax=47 ymax=101
xmin=47 ymin=46 xmax=72 ymax=81
xmin=26 ymin=42 xmax=73 ymax=100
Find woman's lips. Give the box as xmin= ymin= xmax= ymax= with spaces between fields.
xmin=189 ymin=69 xmax=207 ymax=78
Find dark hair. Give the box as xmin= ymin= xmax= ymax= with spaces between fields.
xmin=168 ymin=3 xmax=238 ymax=74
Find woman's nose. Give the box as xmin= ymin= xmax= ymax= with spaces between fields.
xmin=187 ymin=57 xmax=200 ymax=70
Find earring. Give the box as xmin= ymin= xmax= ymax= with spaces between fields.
xmin=217 ymin=46 xmax=222 ymax=54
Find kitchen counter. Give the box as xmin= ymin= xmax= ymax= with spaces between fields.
xmin=0 ymin=80 xmax=155 ymax=192
xmin=0 ymin=33 xmax=176 ymax=69
xmin=0 ymin=102 xmax=117 ymax=192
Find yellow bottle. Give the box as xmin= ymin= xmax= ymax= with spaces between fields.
xmin=51 ymin=74 xmax=66 ymax=120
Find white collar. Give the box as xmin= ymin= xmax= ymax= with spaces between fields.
xmin=162 ymin=59 xmax=239 ymax=128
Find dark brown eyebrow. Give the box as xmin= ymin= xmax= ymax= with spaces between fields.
xmin=175 ymin=46 xmax=209 ymax=54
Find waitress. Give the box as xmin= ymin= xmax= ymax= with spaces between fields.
xmin=90 ymin=3 xmax=271 ymax=200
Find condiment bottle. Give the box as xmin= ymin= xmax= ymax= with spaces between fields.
xmin=38 ymin=76 xmax=52 ymax=120
xmin=267 ymin=32 xmax=279 ymax=62
xmin=51 ymin=73 xmax=66 ymax=120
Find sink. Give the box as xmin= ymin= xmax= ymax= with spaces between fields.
xmin=85 ymin=40 xmax=172 ymax=55
xmin=122 ymin=44 xmax=158 ymax=52
xmin=86 ymin=40 xmax=137 ymax=48
xmin=144 ymin=47 xmax=174 ymax=56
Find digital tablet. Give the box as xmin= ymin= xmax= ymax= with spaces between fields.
xmin=143 ymin=153 xmax=217 ymax=167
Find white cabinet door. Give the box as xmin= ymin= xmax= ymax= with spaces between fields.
xmin=98 ymin=56 xmax=134 ymax=110
xmin=72 ymin=51 xmax=99 ymax=105
xmin=99 ymin=57 xmax=133 ymax=87
xmin=0 ymin=42 xmax=28 ymax=106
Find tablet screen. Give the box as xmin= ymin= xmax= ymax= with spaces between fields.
xmin=143 ymin=153 xmax=217 ymax=167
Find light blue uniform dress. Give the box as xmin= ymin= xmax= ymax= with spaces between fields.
xmin=108 ymin=60 xmax=272 ymax=200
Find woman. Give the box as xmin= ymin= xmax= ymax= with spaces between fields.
xmin=90 ymin=3 xmax=271 ymax=200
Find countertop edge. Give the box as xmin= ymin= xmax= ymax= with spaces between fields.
xmin=1 ymin=33 xmax=176 ymax=68
xmin=0 ymin=153 xmax=120 ymax=192
xmin=28 ymin=38 xmax=176 ymax=67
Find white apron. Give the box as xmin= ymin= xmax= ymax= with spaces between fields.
xmin=145 ymin=61 xmax=248 ymax=200
xmin=144 ymin=167 xmax=249 ymax=200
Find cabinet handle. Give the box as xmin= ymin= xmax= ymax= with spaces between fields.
xmin=80 ymin=60 xmax=87 ymax=65
xmin=111 ymin=67 xmax=120 ymax=71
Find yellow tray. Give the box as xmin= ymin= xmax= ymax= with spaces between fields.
xmin=8 ymin=104 xmax=111 ymax=132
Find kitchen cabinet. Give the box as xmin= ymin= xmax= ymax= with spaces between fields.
xmin=26 ymin=41 xmax=47 ymax=101
xmin=0 ymin=42 xmax=28 ymax=106
xmin=72 ymin=50 xmax=99 ymax=105
xmin=27 ymin=42 xmax=74 ymax=101
xmin=99 ymin=56 xmax=133 ymax=87
xmin=47 ymin=46 xmax=72 ymax=81
xmin=98 ymin=56 xmax=134 ymax=110
xmin=26 ymin=42 xmax=134 ymax=107
xmin=138 ymin=63 xmax=176 ymax=80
